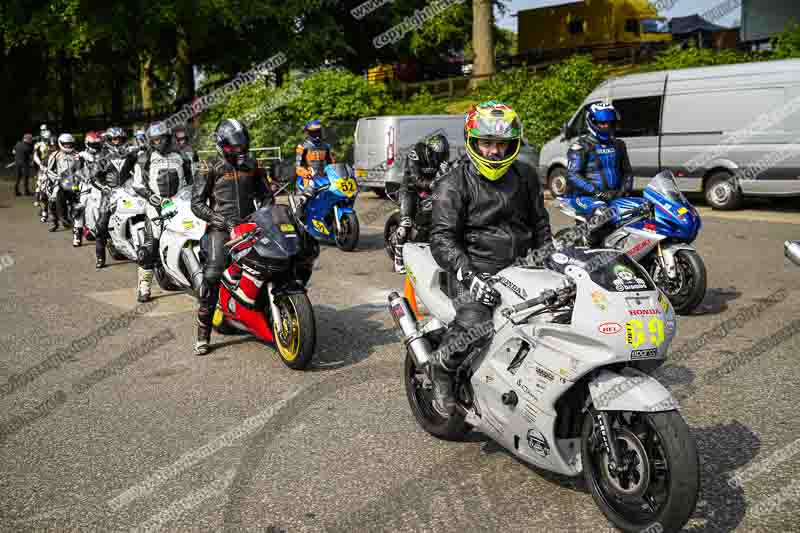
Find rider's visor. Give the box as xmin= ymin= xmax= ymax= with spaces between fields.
xmin=222 ymin=144 xmax=246 ymax=154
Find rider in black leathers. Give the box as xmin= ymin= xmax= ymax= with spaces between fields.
xmin=429 ymin=102 xmax=552 ymax=416
xmin=393 ymin=133 xmax=452 ymax=274
xmin=190 ymin=119 xmax=273 ymax=356
xmin=91 ymin=127 xmax=131 ymax=268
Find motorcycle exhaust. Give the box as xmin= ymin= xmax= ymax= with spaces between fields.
xmin=181 ymin=246 xmax=204 ymax=292
xmin=785 ymin=240 xmax=800 ymax=267
xmin=388 ymin=292 xmax=432 ymax=368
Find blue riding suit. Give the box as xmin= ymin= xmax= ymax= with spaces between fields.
xmin=566 ymin=134 xmax=633 ymax=216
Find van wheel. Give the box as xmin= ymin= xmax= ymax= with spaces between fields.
xmin=705 ymin=171 xmax=742 ymax=210
xmin=549 ymin=167 xmax=568 ymax=197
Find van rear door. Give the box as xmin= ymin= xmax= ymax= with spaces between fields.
xmin=606 ymin=74 xmax=666 ymax=190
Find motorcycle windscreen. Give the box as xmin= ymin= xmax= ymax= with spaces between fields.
xmin=645 ymin=170 xmax=689 ymax=205
xmin=588 ymin=252 xmax=657 ymax=293
xmin=252 ymin=204 xmax=300 ymax=259
xmin=325 ymin=163 xmax=354 ymax=180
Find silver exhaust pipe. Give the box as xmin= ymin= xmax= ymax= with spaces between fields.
xmin=181 ymin=246 xmax=204 ymax=292
xmin=785 ymin=241 xmax=800 ymax=267
xmin=388 ymin=292 xmax=432 ymax=368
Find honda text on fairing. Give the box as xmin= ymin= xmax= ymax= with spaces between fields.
xmin=558 ymin=171 xmax=706 ymax=315
xmin=389 ymin=243 xmax=699 ymax=533
xmin=289 ymin=163 xmax=360 ymax=251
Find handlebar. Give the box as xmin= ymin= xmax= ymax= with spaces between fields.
xmin=501 ymin=283 xmax=576 ymax=318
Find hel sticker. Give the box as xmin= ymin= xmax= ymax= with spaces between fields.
xmin=552 ymin=253 xmax=569 ymax=264
xmin=631 ymin=348 xmax=659 ymax=360
xmin=598 ymin=322 xmax=622 ymax=334
xmin=280 ymin=223 xmax=295 ymax=232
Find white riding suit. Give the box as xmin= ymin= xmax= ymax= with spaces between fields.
xmin=131 ymin=149 xmax=193 ymax=295
xmin=75 ymin=148 xmax=107 ymax=233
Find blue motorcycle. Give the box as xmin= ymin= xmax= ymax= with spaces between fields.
xmin=558 ymin=170 xmax=706 ymax=314
xmin=290 ymin=163 xmax=360 ymax=251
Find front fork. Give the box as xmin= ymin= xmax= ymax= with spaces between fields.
xmin=594 ymin=410 xmax=622 ymax=473
xmin=655 ymin=242 xmax=678 ymax=280
xmin=267 ymin=281 xmax=282 ymax=336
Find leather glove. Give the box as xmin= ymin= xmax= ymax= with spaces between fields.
xmin=148 ymin=194 xmax=163 ymax=208
xmin=457 ymin=268 xmax=501 ymax=307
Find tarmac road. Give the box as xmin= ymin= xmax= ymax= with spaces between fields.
xmin=0 ymin=185 xmax=799 ymax=532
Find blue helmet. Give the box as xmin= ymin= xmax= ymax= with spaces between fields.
xmin=304 ymin=119 xmax=322 ymax=140
xmin=586 ymin=102 xmax=620 ymax=142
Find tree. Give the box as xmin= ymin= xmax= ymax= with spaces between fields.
xmin=471 ymin=0 xmax=495 ymax=90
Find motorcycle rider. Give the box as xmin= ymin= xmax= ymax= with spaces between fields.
xmin=190 ymin=118 xmax=273 ymax=356
xmin=33 ymin=129 xmax=53 ymax=209
xmin=131 ymin=122 xmax=193 ymax=303
xmin=294 ymin=119 xmax=335 ymax=220
xmin=393 ymin=132 xmax=452 ymax=273
xmin=90 ymin=126 xmax=130 ymax=268
xmin=428 ymin=101 xmax=552 ymax=416
xmin=72 ymin=131 xmax=107 ymax=247
xmin=173 ymin=125 xmax=199 ymax=180
xmin=566 ymin=101 xmax=633 ymax=243
xmin=45 ymin=133 xmax=82 ymax=233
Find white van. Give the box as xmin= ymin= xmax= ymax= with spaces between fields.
xmin=539 ymin=59 xmax=800 ymax=209
xmin=353 ymin=115 xmax=466 ymax=196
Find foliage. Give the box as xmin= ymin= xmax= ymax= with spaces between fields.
xmin=478 ymin=56 xmax=609 ymax=148
xmin=772 ymin=22 xmax=800 ymax=59
xmin=385 ymin=87 xmax=449 ymax=115
xmin=636 ymin=40 xmax=761 ymax=72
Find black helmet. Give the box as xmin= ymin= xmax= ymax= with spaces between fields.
xmin=215 ymin=119 xmax=250 ymax=167
xmin=146 ymin=121 xmax=171 ymax=155
xmin=416 ymin=133 xmax=450 ymax=175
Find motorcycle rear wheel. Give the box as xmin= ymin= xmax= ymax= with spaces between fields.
xmin=270 ymin=293 xmax=316 ymax=370
xmin=384 ymin=212 xmax=401 ymax=260
xmin=404 ymin=351 xmax=470 ymax=441
xmin=581 ymin=410 xmax=699 ymax=533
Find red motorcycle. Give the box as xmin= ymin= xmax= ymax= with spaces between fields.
xmin=211 ymin=203 xmax=319 ymax=369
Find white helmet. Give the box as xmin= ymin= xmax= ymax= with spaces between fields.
xmin=58 ymin=133 xmax=76 ymax=153
xmin=40 ymin=124 xmax=48 ymax=132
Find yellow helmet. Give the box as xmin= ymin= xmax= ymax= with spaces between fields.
xmin=464 ymin=101 xmax=523 ymax=181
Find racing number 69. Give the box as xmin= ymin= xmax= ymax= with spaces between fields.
xmin=626 ymin=318 xmax=664 ymax=348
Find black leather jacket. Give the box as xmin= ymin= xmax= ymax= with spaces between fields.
xmin=191 ymin=155 xmax=272 ymax=230
xmin=399 ymin=142 xmax=449 ymax=222
xmin=430 ymin=155 xmax=552 ymax=276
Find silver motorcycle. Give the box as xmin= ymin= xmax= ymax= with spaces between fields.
xmin=389 ymin=242 xmax=699 ymax=532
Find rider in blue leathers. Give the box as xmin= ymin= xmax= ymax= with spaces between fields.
xmin=565 ymin=102 xmax=633 ymax=244
xmin=294 ymin=119 xmax=335 ymax=220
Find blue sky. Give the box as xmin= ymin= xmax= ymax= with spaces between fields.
xmin=496 ymin=0 xmax=741 ymax=31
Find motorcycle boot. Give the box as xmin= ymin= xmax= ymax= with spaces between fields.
xmin=137 ymin=267 xmax=153 ymax=303
xmin=194 ymin=320 xmax=211 ymax=356
xmin=195 ymin=280 xmax=218 ymax=356
xmin=72 ymin=226 xmax=82 ymax=247
xmin=95 ymin=240 xmax=106 ymax=268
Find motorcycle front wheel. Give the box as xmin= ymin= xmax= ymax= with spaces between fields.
xmin=581 ymin=410 xmax=699 ymax=533
xmin=404 ymin=351 xmax=470 ymax=441
xmin=335 ymin=212 xmax=359 ymax=252
xmin=650 ymin=250 xmax=706 ymax=315
xmin=270 ymin=293 xmax=316 ymax=370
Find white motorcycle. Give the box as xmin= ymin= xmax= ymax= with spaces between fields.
xmin=106 ymin=180 xmax=148 ymax=262
xmin=389 ymin=243 xmax=699 ymax=532
xmin=152 ymin=185 xmax=207 ymax=295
